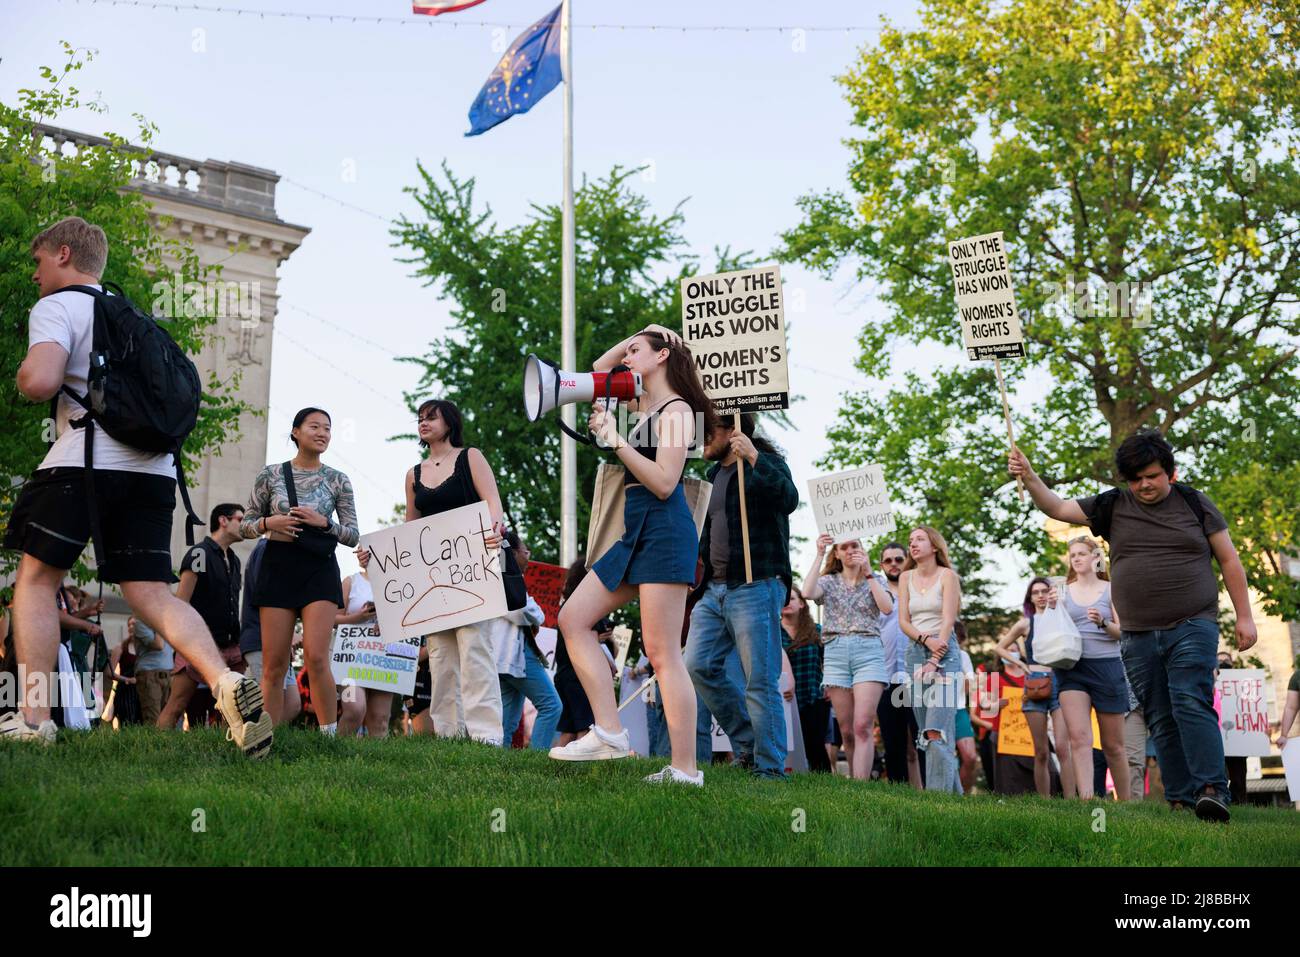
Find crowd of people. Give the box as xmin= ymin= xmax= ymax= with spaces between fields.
xmin=3 ymin=217 xmax=1298 ymax=820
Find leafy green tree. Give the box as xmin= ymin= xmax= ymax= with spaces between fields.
xmin=780 ymin=0 xmax=1300 ymax=622
xmin=1 ymin=45 xmax=256 ymax=585
xmin=391 ymin=162 xmax=750 ymax=563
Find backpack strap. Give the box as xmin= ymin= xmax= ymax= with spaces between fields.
xmin=175 ymin=456 xmax=205 ymax=549
xmin=281 ymin=461 xmax=299 ymax=508
xmin=1172 ymin=482 xmax=1209 ymax=537
xmin=1087 ymin=487 xmax=1122 ymax=541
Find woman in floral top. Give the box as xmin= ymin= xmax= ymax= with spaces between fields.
xmin=241 ymin=407 xmax=358 ymax=732
xmin=802 ymin=535 xmax=894 ymax=780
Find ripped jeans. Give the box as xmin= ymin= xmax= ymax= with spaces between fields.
xmin=903 ymin=637 xmax=963 ymax=795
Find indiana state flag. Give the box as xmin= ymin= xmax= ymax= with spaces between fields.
xmin=466 ymin=4 xmax=563 ymax=136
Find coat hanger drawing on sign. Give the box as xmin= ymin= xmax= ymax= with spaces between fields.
xmin=401 ymin=567 xmax=486 ymax=628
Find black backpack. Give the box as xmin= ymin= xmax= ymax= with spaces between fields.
xmin=1087 ymin=482 xmax=1209 ymax=541
xmin=52 ymin=283 xmax=205 ymax=572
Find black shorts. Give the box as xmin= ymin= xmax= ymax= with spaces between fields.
xmin=252 ymin=540 xmax=343 ymax=609
xmin=2 ymin=467 xmax=177 ymax=584
xmin=406 ymin=660 xmax=432 ymax=716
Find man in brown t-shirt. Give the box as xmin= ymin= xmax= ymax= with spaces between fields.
xmin=1008 ymin=429 xmax=1257 ymax=823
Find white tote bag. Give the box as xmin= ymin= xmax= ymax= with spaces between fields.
xmin=1031 ymin=602 xmax=1082 ymax=670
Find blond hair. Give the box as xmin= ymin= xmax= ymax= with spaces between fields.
xmin=902 ymin=525 xmax=953 ymax=571
xmin=1065 ymin=534 xmax=1109 ymax=583
xmin=30 ymin=216 xmax=108 ymax=277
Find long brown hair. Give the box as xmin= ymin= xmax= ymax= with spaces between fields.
xmin=782 ymin=589 xmax=820 ymax=650
xmin=902 ymin=525 xmax=953 ymax=572
xmin=1065 ymin=535 xmax=1110 ymax=584
xmin=639 ymin=331 xmax=720 ymax=442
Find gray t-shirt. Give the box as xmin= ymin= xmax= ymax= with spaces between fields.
xmin=133 ymin=620 xmax=174 ymax=672
xmin=1075 ymin=486 xmax=1227 ymax=631
xmin=708 ymin=463 xmax=736 ymax=581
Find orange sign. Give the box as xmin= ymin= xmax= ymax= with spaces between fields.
xmin=996 ymin=685 xmax=1034 ymax=757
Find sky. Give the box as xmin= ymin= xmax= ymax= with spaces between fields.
xmin=1 ymin=0 xmax=1038 ymax=605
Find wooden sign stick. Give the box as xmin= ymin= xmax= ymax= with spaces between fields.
xmin=734 ymin=412 xmax=754 ymax=583
xmin=617 ymin=673 xmax=657 ymax=713
xmin=994 ymin=357 xmax=1025 ymax=502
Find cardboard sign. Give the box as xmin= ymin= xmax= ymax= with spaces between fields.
xmin=1282 ymin=739 xmax=1300 ymax=802
xmin=947 ymin=231 xmax=1026 ymax=361
xmin=1216 ymin=668 xmax=1272 ymax=757
xmin=523 ymin=561 xmax=566 ymax=629
xmin=996 ymin=685 xmax=1035 ymax=757
xmin=534 ymin=626 xmax=558 ymax=675
xmin=359 ymin=501 xmax=508 ymax=644
xmin=808 ymin=464 xmax=895 ymax=542
xmin=329 ymin=622 xmax=421 ymax=696
xmin=611 ymin=625 xmax=634 ymax=674
xmin=681 ymin=264 xmax=789 ymax=415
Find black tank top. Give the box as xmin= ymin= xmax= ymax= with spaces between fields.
xmin=413 ymin=448 xmax=480 ymax=517
xmin=623 ymin=397 xmax=695 ymax=486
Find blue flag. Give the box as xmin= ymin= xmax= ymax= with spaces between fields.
xmin=466 ymin=4 xmax=563 ymax=136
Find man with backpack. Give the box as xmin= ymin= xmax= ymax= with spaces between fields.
xmin=1 ymin=217 xmax=272 ymax=757
xmin=1008 ymin=429 xmax=1256 ymax=822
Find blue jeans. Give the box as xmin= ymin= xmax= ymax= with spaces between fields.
xmin=647 ymin=682 xmax=714 ymax=766
xmin=684 ymin=578 xmax=788 ymax=778
xmin=903 ymin=637 xmax=962 ymax=794
xmin=499 ymin=649 xmax=562 ymax=751
xmin=1120 ymin=618 xmax=1227 ymax=805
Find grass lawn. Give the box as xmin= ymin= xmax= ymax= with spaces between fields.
xmin=2 ymin=726 xmax=1296 ymax=866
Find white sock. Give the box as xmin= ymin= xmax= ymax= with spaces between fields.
xmin=320 ymin=722 xmax=337 ymax=736
xmin=593 ymin=724 xmax=624 ymax=743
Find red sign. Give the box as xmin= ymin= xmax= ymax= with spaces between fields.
xmin=523 ymin=562 xmax=567 ymax=629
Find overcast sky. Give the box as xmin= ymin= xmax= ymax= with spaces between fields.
xmin=3 ymin=0 xmax=1039 ymax=605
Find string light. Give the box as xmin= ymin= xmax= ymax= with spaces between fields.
xmin=66 ymin=0 xmax=889 ymax=32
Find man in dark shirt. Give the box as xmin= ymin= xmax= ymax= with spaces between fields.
xmin=1009 ymin=429 xmax=1257 ymax=822
xmin=685 ymin=413 xmax=800 ymax=778
xmin=157 ymin=504 xmax=246 ymax=729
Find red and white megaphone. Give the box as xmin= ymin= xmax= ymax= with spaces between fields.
xmin=523 ymin=353 xmax=642 ymax=422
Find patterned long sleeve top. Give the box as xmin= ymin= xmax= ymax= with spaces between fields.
xmin=240 ymin=462 xmax=360 ymax=547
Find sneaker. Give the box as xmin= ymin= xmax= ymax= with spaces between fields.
xmin=1194 ymin=790 xmax=1230 ymax=823
xmin=0 ymin=711 xmax=57 ymax=745
xmin=214 ymin=672 xmax=273 ymax=759
xmin=644 ymin=765 xmax=704 ymax=787
xmin=548 ymin=725 xmax=630 ymax=761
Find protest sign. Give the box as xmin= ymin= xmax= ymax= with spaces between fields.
xmin=1282 ymin=740 xmax=1300 ymax=802
xmin=618 ymin=666 xmax=651 ymax=757
xmin=611 ymin=625 xmax=634 ymax=674
xmin=680 ymin=264 xmax=789 ymax=415
xmin=996 ymin=685 xmax=1035 ymax=757
xmin=947 ymin=230 xmax=1027 ymax=498
xmin=681 ymin=264 xmax=791 ymax=582
xmin=523 ymin=561 xmax=566 ymax=629
xmin=359 ymin=501 xmax=507 ymax=645
xmin=808 ymin=464 xmax=895 ymax=542
xmin=947 ymin=231 xmax=1025 ymax=361
xmin=329 ymin=623 xmax=421 ymax=696
xmin=1216 ymin=669 xmax=1272 ymax=757
xmin=534 ymin=626 xmax=558 ymax=675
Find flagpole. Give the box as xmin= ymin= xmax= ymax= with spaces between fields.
xmin=560 ymin=0 xmax=578 ymax=568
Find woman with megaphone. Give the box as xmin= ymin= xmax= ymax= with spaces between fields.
xmin=549 ymin=325 xmax=719 ymax=786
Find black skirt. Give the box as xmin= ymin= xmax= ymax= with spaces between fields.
xmin=252 ymin=540 xmax=344 ymax=610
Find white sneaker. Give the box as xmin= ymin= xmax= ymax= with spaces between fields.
xmin=643 ymin=764 xmax=704 ymax=787
xmin=214 ymin=672 xmax=273 ymax=759
xmin=0 ymin=711 xmax=58 ymax=745
xmin=548 ymin=725 xmax=630 ymax=761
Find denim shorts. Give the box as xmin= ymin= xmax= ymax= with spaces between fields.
xmin=822 ymin=634 xmax=888 ymax=687
xmin=1056 ymin=655 xmax=1130 ymax=713
xmin=1020 ymin=669 xmax=1059 ymax=714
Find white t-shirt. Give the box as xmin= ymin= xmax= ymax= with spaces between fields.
xmin=30 ymin=287 xmax=174 ymax=476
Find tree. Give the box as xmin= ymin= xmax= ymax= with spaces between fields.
xmin=1 ymin=45 xmax=256 ymax=585
xmin=779 ymin=0 xmax=1300 ymax=621
xmin=391 ymin=162 xmax=749 ymax=563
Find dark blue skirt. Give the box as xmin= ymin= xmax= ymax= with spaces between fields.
xmin=592 ymin=484 xmax=698 ymax=590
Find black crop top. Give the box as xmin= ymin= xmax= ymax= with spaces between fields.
xmin=413 ymin=448 xmax=480 ymax=517
xmin=623 ymin=397 xmax=695 ymax=486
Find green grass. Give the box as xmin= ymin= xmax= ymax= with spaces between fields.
xmin=2 ymin=727 xmax=1296 ymax=866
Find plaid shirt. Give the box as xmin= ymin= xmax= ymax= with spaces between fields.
xmin=692 ymin=450 xmax=799 ymax=599
xmin=782 ymin=630 xmax=824 ymax=709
